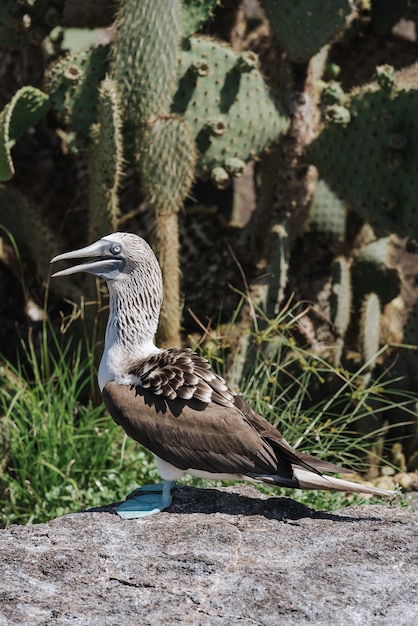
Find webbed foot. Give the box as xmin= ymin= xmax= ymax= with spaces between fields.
xmin=115 ymin=481 xmax=176 ymax=519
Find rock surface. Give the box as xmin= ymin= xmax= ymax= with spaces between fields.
xmin=0 ymin=484 xmax=417 ymax=626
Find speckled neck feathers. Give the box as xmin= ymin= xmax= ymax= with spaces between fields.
xmin=98 ymin=237 xmax=163 ymax=390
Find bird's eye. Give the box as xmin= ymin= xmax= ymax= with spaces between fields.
xmin=111 ymin=244 xmax=122 ymax=255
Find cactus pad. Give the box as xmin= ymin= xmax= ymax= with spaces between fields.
xmin=172 ymin=37 xmax=289 ymax=180
xmin=306 ymin=178 xmax=346 ymax=243
xmin=330 ymin=256 xmax=352 ymax=338
xmin=111 ymin=0 xmax=180 ymax=124
xmin=359 ymin=292 xmax=381 ymax=371
xmin=351 ymin=238 xmax=401 ymax=308
xmin=138 ymin=115 xmax=196 ymax=215
xmin=0 ymin=87 xmax=50 ymax=181
xmin=88 ymin=78 xmax=123 ymax=242
xmin=181 ymin=0 xmax=219 ymax=38
xmin=0 ymin=185 xmax=59 ymax=284
xmin=308 ymin=74 xmax=418 ymax=241
xmin=260 ymin=0 xmax=352 ymax=64
xmin=46 ymin=45 xmax=110 ymax=135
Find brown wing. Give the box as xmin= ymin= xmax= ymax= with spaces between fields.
xmin=102 ymin=381 xmax=293 ymax=479
xmin=232 ymin=395 xmax=353 ymax=475
xmin=131 ymin=349 xmax=235 ymax=406
xmin=103 ymin=348 xmax=351 ymax=481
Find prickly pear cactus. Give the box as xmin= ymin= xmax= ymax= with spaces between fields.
xmin=351 ymin=237 xmax=401 ymax=308
xmin=260 ymin=0 xmax=353 ymax=63
xmin=172 ymin=37 xmax=289 ymax=186
xmin=139 ymin=115 xmax=196 ymax=216
xmin=111 ymin=0 xmax=180 ymax=124
xmin=329 ymin=255 xmax=352 ymax=365
xmin=111 ymin=0 xmax=190 ymax=346
xmin=1 ymin=0 xmax=418 ymax=467
xmin=88 ymin=78 xmax=123 ymax=243
xmin=0 ymin=86 xmax=50 ymax=181
xmin=330 ymin=256 xmax=352 ymax=339
xmin=181 ymin=0 xmax=219 ymax=38
xmin=308 ymin=69 xmax=418 ymax=241
xmin=305 ymin=178 xmax=346 ymax=243
xmin=139 ymin=114 xmax=196 ymax=346
xmin=359 ymin=292 xmax=381 ymax=373
xmin=46 ymin=45 xmax=110 ymax=135
xmin=0 ymin=185 xmax=59 ymax=286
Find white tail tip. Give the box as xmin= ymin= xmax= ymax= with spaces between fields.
xmin=294 ymin=468 xmax=395 ymax=498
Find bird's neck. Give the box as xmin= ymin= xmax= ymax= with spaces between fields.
xmin=98 ymin=277 xmax=162 ymax=390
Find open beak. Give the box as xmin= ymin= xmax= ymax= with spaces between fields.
xmin=50 ymin=239 xmax=124 ymax=279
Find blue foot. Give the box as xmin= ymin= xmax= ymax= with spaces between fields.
xmin=116 ymin=481 xmax=176 ymax=519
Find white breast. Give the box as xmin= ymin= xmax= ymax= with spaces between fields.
xmin=98 ymin=331 xmax=161 ymax=391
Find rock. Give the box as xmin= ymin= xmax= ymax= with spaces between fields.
xmin=0 ymin=484 xmax=417 ymax=625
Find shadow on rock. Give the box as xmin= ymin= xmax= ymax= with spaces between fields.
xmin=84 ymin=484 xmax=385 ymax=523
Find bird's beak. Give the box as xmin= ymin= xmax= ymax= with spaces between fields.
xmin=50 ymin=239 xmax=124 ymax=279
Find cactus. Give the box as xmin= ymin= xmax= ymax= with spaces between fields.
xmin=88 ymin=78 xmax=123 ymax=243
xmin=0 ymin=87 xmax=50 ymax=181
xmin=257 ymin=223 xmax=290 ymax=318
xmin=330 ymin=256 xmax=352 ymax=338
xmin=46 ymin=45 xmax=110 ymax=136
xmin=305 ymin=178 xmax=346 ymax=244
xmin=181 ymin=0 xmax=219 ymax=38
xmin=329 ymin=256 xmax=352 ymax=365
xmin=111 ymin=0 xmax=181 ymax=125
xmin=172 ymin=36 xmax=289 ymax=185
xmin=259 ymin=0 xmax=353 ymax=64
xmin=111 ymin=0 xmax=188 ymax=346
xmin=1 ymin=0 xmax=418 ymax=466
xmin=308 ymin=69 xmax=418 ymax=241
xmin=139 ymin=114 xmax=196 ymax=346
xmin=359 ymin=292 xmax=381 ymax=373
xmin=351 ymin=237 xmax=401 ymax=308
xmin=0 ymin=185 xmax=61 ymax=289
xmin=139 ymin=115 xmax=196 ymax=217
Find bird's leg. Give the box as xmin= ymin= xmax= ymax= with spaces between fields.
xmin=115 ymin=480 xmax=176 ymax=519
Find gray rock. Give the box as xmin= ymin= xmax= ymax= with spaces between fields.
xmin=0 ymin=484 xmax=417 ymax=626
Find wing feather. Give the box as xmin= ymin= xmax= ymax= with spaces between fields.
xmin=130 ymin=348 xmax=235 ymax=407
xmin=103 ymin=348 xmax=352 ymax=481
xmin=102 ymin=382 xmax=280 ymax=477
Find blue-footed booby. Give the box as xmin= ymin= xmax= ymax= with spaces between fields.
xmin=51 ymin=232 xmax=395 ymax=518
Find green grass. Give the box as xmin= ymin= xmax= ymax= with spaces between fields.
xmin=0 ymin=326 xmax=159 ymax=527
xmin=193 ymin=298 xmax=416 ymax=470
xmin=0 ymin=301 xmax=414 ymax=528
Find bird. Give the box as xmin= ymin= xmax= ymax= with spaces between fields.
xmin=51 ymin=232 xmax=395 ymax=518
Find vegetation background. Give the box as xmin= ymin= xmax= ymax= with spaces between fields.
xmin=1 ymin=0 xmax=418 ymax=526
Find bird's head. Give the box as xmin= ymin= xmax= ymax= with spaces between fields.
xmin=50 ymin=233 xmax=162 ymax=288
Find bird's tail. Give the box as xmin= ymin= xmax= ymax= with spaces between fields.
xmin=293 ymin=468 xmax=395 ymax=497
